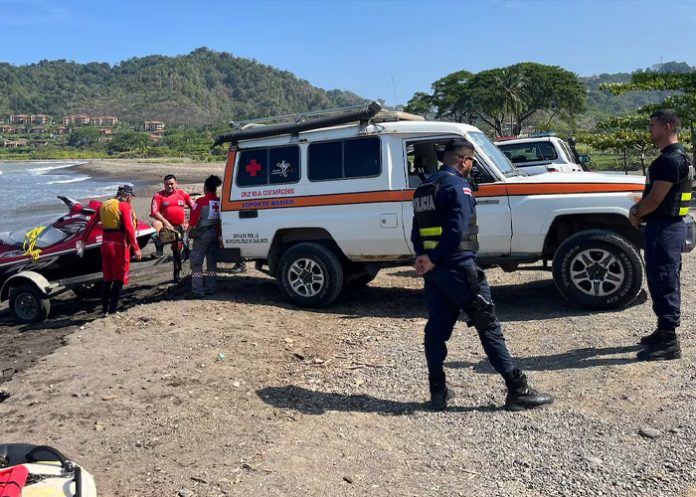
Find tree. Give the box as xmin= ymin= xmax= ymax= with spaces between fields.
xmin=67 ymin=127 xmax=100 ymax=148
xmin=602 ymin=71 xmax=696 ymax=162
xmin=429 ymin=70 xmax=477 ymax=123
xmin=596 ymin=114 xmax=654 ymax=174
xmin=107 ymin=130 xmax=150 ymax=155
xmin=513 ymin=63 xmax=586 ymax=132
xmin=577 ymin=112 xmax=656 ymax=174
xmin=407 ymin=63 xmax=586 ymax=137
xmin=404 ymin=92 xmax=433 ymax=117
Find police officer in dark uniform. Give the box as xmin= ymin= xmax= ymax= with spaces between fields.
xmin=630 ymin=109 xmax=694 ymax=361
xmin=411 ymin=138 xmax=553 ymax=411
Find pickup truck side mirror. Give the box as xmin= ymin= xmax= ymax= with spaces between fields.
xmin=579 ymin=154 xmax=591 ymax=164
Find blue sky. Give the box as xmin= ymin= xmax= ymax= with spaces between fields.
xmin=1 ymin=0 xmax=695 ymax=106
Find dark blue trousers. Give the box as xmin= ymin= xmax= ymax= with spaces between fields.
xmin=423 ymin=258 xmax=515 ymax=387
xmin=644 ymin=217 xmax=686 ymax=330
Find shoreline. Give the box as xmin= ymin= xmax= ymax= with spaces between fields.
xmin=75 ymin=158 xmax=225 ymax=220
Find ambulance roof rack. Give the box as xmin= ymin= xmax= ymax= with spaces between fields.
xmin=213 ymin=101 xmax=425 ymax=146
xmin=229 ymin=104 xmax=368 ymax=130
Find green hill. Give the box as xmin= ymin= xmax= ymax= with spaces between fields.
xmin=580 ymin=61 xmax=695 ymax=124
xmin=0 ymin=47 xmax=366 ymax=126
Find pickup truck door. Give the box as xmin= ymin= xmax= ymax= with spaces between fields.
xmin=474 ymin=181 xmax=513 ymax=257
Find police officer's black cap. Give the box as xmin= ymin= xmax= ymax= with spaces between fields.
xmin=444 ymin=138 xmax=474 ymax=151
xmin=117 ymin=184 xmax=135 ymax=196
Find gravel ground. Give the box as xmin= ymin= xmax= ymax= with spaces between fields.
xmin=1 ymin=249 xmax=695 ymax=496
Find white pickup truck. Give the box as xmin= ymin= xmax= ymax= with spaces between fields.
xmin=495 ymin=135 xmax=587 ymax=174
xmin=214 ymin=103 xmax=695 ymax=309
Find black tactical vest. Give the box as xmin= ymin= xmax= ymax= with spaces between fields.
xmin=413 ymin=173 xmax=479 ymax=252
xmin=649 ymin=149 xmax=694 ymax=218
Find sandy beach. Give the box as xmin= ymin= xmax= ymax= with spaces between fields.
xmin=75 ymin=158 xmax=226 ymax=213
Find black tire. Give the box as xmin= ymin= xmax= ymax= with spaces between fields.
xmin=277 ymin=242 xmax=344 ymax=307
xmin=552 ymin=229 xmax=643 ymax=310
xmin=9 ymin=283 xmax=51 ymax=324
xmin=346 ymin=263 xmax=380 ymax=288
xmin=72 ymin=281 xmax=104 ymax=300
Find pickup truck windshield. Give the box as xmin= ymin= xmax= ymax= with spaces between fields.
xmin=468 ymin=131 xmax=519 ymax=177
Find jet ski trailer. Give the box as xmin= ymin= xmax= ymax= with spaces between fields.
xmin=1 ymin=255 xmax=170 ymax=325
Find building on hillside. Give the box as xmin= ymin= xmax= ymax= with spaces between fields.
xmin=55 ymin=127 xmax=68 ymax=135
xmin=31 ymin=114 xmax=50 ymax=124
xmin=2 ymin=139 xmax=29 ymax=148
xmin=0 ymin=125 xmax=12 ymax=133
xmin=91 ymin=115 xmax=119 ymax=126
xmin=30 ymin=126 xmax=46 ymax=134
xmin=63 ymin=114 xmax=91 ymax=125
xmin=148 ymin=133 xmax=162 ymax=142
xmin=98 ymin=128 xmax=113 ymax=135
xmin=10 ymin=114 xmax=29 ymax=124
xmin=144 ymin=120 xmax=165 ymax=132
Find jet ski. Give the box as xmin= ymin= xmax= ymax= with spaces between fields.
xmin=0 ymin=195 xmax=156 ymax=323
xmin=0 ymin=444 xmax=97 ymax=497
xmin=0 ymin=195 xmax=155 ymax=284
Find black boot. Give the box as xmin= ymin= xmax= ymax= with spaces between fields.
xmin=108 ymin=280 xmax=124 ymax=314
xmin=637 ymin=331 xmax=681 ymax=361
xmin=429 ymin=377 xmax=455 ymax=411
xmin=101 ymin=282 xmax=111 ymax=315
xmin=504 ymin=369 xmax=553 ymax=412
xmin=152 ymin=234 xmax=164 ymax=257
xmin=639 ymin=328 xmax=668 ymax=346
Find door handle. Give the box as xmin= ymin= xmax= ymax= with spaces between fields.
xmin=476 ymin=199 xmax=499 ymax=205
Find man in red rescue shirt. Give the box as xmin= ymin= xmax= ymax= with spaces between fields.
xmin=97 ymin=185 xmax=142 ymax=315
xmin=151 ymin=174 xmax=194 ymax=282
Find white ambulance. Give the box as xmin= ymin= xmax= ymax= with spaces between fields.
xmin=215 ymin=102 xmax=694 ymax=309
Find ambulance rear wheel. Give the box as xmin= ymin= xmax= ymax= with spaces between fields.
xmin=9 ymin=283 xmax=51 ymax=324
xmin=278 ymin=242 xmax=344 ymax=307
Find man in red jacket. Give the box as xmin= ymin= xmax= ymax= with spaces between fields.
xmin=97 ymin=185 xmax=142 ymax=315
xmin=151 ymin=174 xmax=194 ymax=282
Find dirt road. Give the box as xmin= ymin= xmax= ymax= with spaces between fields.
xmin=1 ymin=256 xmax=695 ymax=496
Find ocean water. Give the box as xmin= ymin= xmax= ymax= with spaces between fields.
xmin=0 ymin=161 xmax=134 ymax=232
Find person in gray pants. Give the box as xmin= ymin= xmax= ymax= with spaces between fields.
xmin=188 ymin=175 xmax=223 ymax=297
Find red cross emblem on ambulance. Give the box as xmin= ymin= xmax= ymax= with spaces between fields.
xmin=245 ymin=160 xmax=262 ymax=177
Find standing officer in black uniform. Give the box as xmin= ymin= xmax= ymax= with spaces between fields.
xmin=630 ymin=109 xmax=693 ymax=361
xmin=411 ymin=138 xmax=553 ymax=411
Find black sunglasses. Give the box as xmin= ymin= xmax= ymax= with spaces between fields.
xmin=457 ymin=155 xmax=477 ymax=165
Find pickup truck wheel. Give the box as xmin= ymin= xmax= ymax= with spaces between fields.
xmin=278 ymin=242 xmax=344 ymax=307
xmin=349 ymin=271 xmax=380 ymax=288
xmin=9 ymin=283 xmax=51 ymax=324
xmin=552 ymin=230 xmax=643 ymax=310
xmin=346 ymin=263 xmax=380 ymax=288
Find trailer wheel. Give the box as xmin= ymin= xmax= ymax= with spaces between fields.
xmin=9 ymin=283 xmax=50 ymax=324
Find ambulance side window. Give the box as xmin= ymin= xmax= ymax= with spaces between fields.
xmin=237 ymin=145 xmax=300 ymax=187
xmin=308 ymin=136 xmax=381 ymax=182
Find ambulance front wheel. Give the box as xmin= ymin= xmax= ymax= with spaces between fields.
xmin=277 ymin=242 xmax=344 ymax=307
